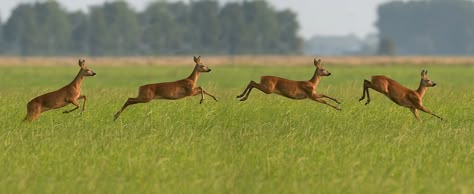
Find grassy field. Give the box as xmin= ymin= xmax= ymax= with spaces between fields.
xmin=0 ymin=63 xmax=473 ymax=193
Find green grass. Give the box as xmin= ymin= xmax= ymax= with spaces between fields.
xmin=0 ymin=64 xmax=473 ymax=193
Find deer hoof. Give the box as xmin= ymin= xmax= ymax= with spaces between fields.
xmin=62 ymin=110 xmax=68 ymax=114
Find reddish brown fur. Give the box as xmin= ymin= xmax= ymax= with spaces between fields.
xmin=236 ymin=59 xmax=341 ymax=110
xmin=113 ymin=56 xmax=218 ymax=121
xmin=24 ymin=59 xmax=96 ymax=122
xmin=359 ymin=70 xmax=443 ymax=121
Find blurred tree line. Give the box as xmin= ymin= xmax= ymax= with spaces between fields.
xmin=0 ymin=1 xmax=302 ymax=56
xmin=377 ymin=0 xmax=474 ymax=55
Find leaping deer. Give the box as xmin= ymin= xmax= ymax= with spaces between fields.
xmin=24 ymin=59 xmax=96 ymax=122
xmin=113 ymin=56 xmax=218 ymax=121
xmin=359 ymin=70 xmax=443 ymax=121
xmin=236 ymin=59 xmax=341 ymax=110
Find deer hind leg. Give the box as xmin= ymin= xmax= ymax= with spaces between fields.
xmin=239 ymin=81 xmax=272 ymax=101
xmin=24 ymin=102 xmax=41 ymax=122
xmin=236 ymin=81 xmax=253 ymax=98
xmin=359 ymin=79 xmax=372 ymax=105
xmin=415 ymin=105 xmax=443 ymax=121
xmin=410 ymin=108 xmax=421 ymax=121
xmin=311 ymin=94 xmax=341 ymax=111
xmin=113 ymin=97 xmax=152 ymax=121
xmin=23 ymin=104 xmax=41 ymax=122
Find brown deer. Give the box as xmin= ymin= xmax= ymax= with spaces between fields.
xmin=359 ymin=70 xmax=443 ymax=121
xmin=24 ymin=59 xmax=96 ymax=122
xmin=236 ymin=59 xmax=341 ymax=110
xmin=113 ymin=56 xmax=218 ymax=121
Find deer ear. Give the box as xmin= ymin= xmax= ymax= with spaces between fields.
xmin=314 ymin=58 xmax=322 ymax=67
xmin=193 ymin=56 xmax=201 ymax=63
xmin=78 ymin=59 xmax=84 ymax=67
xmin=421 ymin=70 xmax=426 ymax=77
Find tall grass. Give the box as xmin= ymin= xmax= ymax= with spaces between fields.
xmin=0 ymin=65 xmax=472 ymax=193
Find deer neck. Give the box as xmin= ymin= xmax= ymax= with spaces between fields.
xmin=416 ymin=80 xmax=427 ymax=99
xmin=309 ymin=73 xmax=321 ymax=87
xmin=187 ymin=66 xmax=200 ymax=83
xmin=69 ymin=70 xmax=85 ymax=90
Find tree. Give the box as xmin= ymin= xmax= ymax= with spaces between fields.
xmin=0 ymin=14 xmax=3 ymax=54
xmin=219 ymin=2 xmax=245 ymax=55
xmin=140 ymin=2 xmax=189 ymax=55
xmin=3 ymin=2 xmax=71 ymax=55
xmin=276 ymin=10 xmax=302 ymax=54
xmin=35 ymin=1 xmax=72 ymax=55
xmin=377 ymin=1 xmax=474 ymax=55
xmin=188 ymin=0 xmax=220 ymax=54
xmin=2 ymin=0 xmax=303 ymax=56
xmin=69 ymin=11 xmax=89 ymax=54
xmin=4 ymin=4 xmax=37 ymax=55
xmin=88 ymin=2 xmax=140 ymax=55
xmin=377 ymin=37 xmax=396 ymax=56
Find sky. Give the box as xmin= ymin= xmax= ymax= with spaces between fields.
xmin=0 ymin=0 xmax=394 ymax=39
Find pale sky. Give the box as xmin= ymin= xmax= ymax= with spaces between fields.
xmin=0 ymin=0 xmax=394 ymax=39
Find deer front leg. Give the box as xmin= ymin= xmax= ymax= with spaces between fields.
xmin=192 ymin=87 xmax=219 ymax=104
xmin=63 ymin=100 xmax=80 ymax=114
xmin=78 ymin=95 xmax=87 ymax=113
xmin=191 ymin=87 xmax=205 ymax=104
xmin=203 ymin=89 xmax=218 ymax=102
xmin=416 ymin=105 xmax=443 ymax=121
xmin=320 ymin=94 xmax=341 ymax=104
xmin=311 ymin=94 xmax=341 ymax=111
xmin=410 ymin=108 xmax=421 ymax=121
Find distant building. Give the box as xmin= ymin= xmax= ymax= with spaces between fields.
xmin=304 ymin=34 xmax=378 ymax=56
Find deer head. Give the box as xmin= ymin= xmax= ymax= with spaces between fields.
xmin=193 ymin=56 xmax=211 ymax=73
xmin=314 ymin=58 xmax=331 ymax=76
xmin=420 ymin=70 xmax=436 ymax=87
xmin=78 ymin=59 xmax=96 ymax=77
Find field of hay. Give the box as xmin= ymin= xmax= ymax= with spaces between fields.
xmin=2 ymin=56 xmax=474 ymax=66
xmin=0 ymin=57 xmax=473 ymax=193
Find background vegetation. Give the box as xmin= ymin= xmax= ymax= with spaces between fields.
xmin=377 ymin=1 xmax=474 ymax=55
xmin=0 ymin=63 xmax=472 ymax=193
xmin=3 ymin=0 xmax=474 ymax=56
xmin=1 ymin=1 xmax=301 ymax=56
